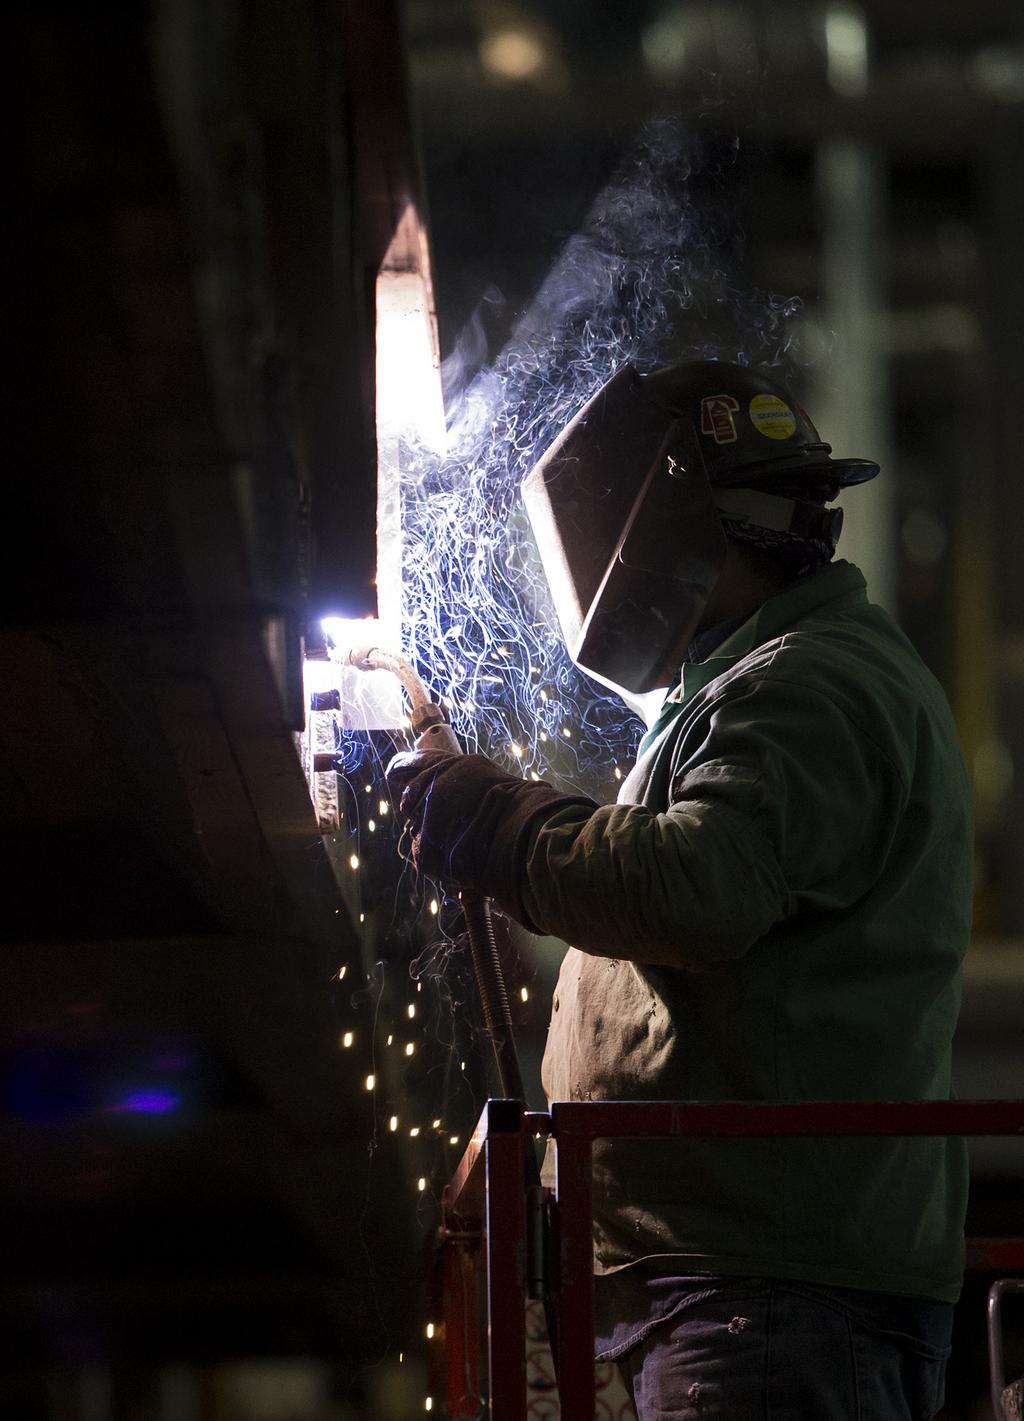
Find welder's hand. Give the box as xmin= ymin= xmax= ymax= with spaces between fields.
xmin=385 ymin=749 xmax=596 ymax=918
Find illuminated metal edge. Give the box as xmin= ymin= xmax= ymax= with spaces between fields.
xmin=447 ymin=1098 xmax=528 ymax=1218
xmin=302 ymin=208 xmax=443 ymax=732
xmin=303 ymin=0 xmax=431 ymax=624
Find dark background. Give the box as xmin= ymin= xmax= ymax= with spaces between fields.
xmin=4 ymin=1 xmax=1023 ymax=1417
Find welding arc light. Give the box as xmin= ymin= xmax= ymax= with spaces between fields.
xmin=308 ymin=617 xmax=405 ymax=732
xmin=320 ymin=617 xmax=391 ymax=663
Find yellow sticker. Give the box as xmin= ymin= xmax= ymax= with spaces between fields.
xmin=749 ymin=393 xmax=797 ymax=440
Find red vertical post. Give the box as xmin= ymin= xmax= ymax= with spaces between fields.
xmin=484 ymin=1100 xmax=527 ymax=1419
xmin=441 ymin=1229 xmax=480 ymax=1415
xmin=553 ymin=1119 xmax=596 ymax=1418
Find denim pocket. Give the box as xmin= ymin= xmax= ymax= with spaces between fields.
xmin=768 ymin=1283 xmax=951 ymax=1421
xmin=787 ymin=1284 xmax=952 ymax=1421
xmin=848 ymin=1316 xmax=950 ymax=1421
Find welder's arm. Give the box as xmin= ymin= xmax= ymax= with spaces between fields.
xmin=517 ymin=674 xmax=902 ymax=965
xmin=388 ymin=675 xmax=899 ymax=968
xmin=516 ymin=797 xmax=789 ymax=964
xmin=387 ymin=747 xmax=786 ymax=963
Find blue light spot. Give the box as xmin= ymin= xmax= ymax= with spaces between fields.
xmin=118 ymin=1089 xmax=181 ymax=1115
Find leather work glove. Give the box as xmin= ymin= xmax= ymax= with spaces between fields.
xmin=386 ymin=749 xmax=596 ymax=920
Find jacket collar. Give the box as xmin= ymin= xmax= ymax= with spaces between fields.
xmin=669 ymin=560 xmax=867 ymax=708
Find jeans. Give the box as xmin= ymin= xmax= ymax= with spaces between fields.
xmin=613 ymin=1276 xmax=953 ymax=1421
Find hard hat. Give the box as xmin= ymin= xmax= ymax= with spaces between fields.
xmin=522 ymin=359 xmax=878 ymax=697
xmin=643 ymin=359 xmax=878 ymax=492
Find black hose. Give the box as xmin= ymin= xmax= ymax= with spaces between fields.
xmin=460 ymin=890 xmax=526 ymax=1103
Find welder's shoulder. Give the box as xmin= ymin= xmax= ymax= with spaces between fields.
xmin=731 ymin=601 xmax=960 ymax=778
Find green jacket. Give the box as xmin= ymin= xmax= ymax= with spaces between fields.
xmin=528 ymin=561 xmax=972 ymax=1302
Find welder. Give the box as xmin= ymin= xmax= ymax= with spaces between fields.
xmin=387 ymin=360 xmax=971 ymax=1420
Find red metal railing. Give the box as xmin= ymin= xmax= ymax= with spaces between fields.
xmin=439 ymin=1099 xmax=1024 ymax=1420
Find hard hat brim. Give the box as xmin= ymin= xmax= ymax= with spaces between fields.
xmin=831 ymin=458 xmax=881 ymax=487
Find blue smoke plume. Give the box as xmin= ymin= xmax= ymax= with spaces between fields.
xmin=391 ymin=119 xmax=800 ymax=798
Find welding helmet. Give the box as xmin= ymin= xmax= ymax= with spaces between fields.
xmin=521 ymin=360 xmax=879 ymax=696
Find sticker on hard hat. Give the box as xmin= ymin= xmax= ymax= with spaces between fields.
xmin=700 ymin=395 xmax=740 ymax=444
xmin=749 ymin=393 xmax=797 ymax=440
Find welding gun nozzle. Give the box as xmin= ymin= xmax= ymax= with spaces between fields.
xmin=413 ymin=712 xmax=462 ymax=756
